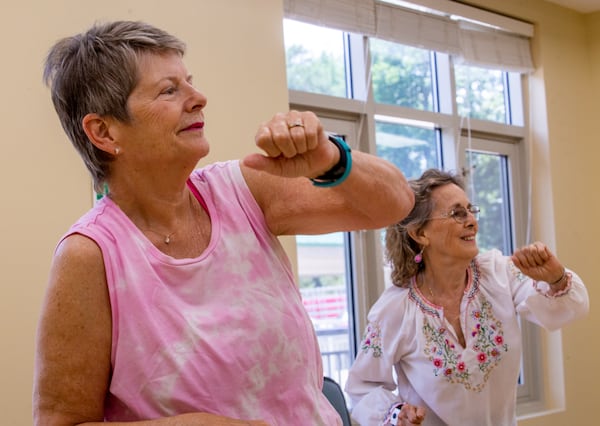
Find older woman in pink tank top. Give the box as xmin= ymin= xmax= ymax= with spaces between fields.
xmin=33 ymin=20 xmax=415 ymax=426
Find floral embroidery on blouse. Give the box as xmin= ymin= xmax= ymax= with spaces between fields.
xmin=421 ymin=260 xmax=509 ymax=392
xmin=361 ymin=322 xmax=383 ymax=358
xmin=509 ymin=260 xmax=528 ymax=282
xmin=470 ymin=299 xmax=508 ymax=373
xmin=423 ymin=320 xmax=468 ymax=381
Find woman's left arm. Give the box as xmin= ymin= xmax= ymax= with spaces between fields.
xmin=510 ymin=242 xmax=589 ymax=330
xmin=241 ymin=111 xmax=415 ymax=235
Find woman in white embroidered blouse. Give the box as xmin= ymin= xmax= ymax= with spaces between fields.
xmin=345 ymin=169 xmax=589 ymax=426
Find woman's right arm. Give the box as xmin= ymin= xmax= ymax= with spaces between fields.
xmin=33 ymin=234 xmax=114 ymax=425
xmin=33 ymin=235 xmax=269 ymax=426
xmin=345 ymin=289 xmax=427 ymax=426
xmin=345 ymin=324 xmax=401 ymax=426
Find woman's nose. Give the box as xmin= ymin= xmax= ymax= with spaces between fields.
xmin=186 ymin=84 xmax=207 ymax=110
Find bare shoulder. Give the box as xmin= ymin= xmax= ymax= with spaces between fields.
xmin=51 ymin=232 xmax=105 ymax=277
xmin=44 ymin=234 xmax=110 ymax=315
xmin=33 ymin=233 xmax=112 ymax=424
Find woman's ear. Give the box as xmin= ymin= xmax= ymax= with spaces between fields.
xmin=407 ymin=224 xmax=428 ymax=247
xmin=82 ymin=113 xmax=118 ymax=155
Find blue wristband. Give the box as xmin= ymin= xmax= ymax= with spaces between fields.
xmin=310 ymin=135 xmax=352 ymax=188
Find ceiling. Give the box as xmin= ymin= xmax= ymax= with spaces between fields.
xmin=544 ymin=0 xmax=600 ymax=12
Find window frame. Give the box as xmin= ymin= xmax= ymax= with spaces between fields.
xmin=287 ymin=21 xmax=544 ymax=416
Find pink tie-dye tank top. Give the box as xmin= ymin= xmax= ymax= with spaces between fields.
xmin=63 ymin=160 xmax=341 ymax=425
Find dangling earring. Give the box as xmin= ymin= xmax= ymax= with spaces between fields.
xmin=414 ymin=246 xmax=424 ymax=264
xmin=114 ymin=147 xmax=120 ymax=155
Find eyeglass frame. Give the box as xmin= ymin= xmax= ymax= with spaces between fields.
xmin=426 ymin=204 xmax=480 ymax=224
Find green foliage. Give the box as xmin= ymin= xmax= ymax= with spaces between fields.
xmin=375 ymin=122 xmax=439 ymax=179
xmin=455 ymin=65 xmax=506 ymax=123
xmin=467 ymin=152 xmax=512 ymax=254
xmin=286 ymin=45 xmax=346 ymax=97
xmin=286 ymin=37 xmax=513 ymax=255
xmin=370 ymin=39 xmax=433 ymax=111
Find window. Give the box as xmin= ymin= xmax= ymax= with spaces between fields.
xmin=455 ymin=65 xmax=508 ymax=123
xmin=283 ymin=20 xmax=348 ymax=98
xmin=284 ymin=7 xmax=536 ymax=410
xmin=296 ymin=117 xmax=360 ymax=391
xmin=375 ymin=119 xmax=440 ymax=177
xmin=297 ymin=232 xmax=353 ymax=387
xmin=370 ymin=40 xmax=435 ymax=111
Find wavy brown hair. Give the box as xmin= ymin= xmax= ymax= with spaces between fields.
xmin=385 ymin=169 xmax=464 ymax=287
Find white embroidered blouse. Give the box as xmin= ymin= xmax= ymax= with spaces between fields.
xmin=345 ymin=249 xmax=589 ymax=426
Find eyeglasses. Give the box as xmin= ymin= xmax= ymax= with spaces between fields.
xmin=428 ymin=205 xmax=480 ymax=224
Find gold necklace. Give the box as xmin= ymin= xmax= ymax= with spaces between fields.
xmin=106 ymin=192 xmax=179 ymax=244
xmin=423 ymin=275 xmax=465 ymax=322
xmin=144 ymin=228 xmax=176 ymax=244
xmin=163 ymin=232 xmax=174 ymax=244
xmin=417 ymin=273 xmax=436 ymax=299
xmin=427 ymin=283 xmax=435 ymax=299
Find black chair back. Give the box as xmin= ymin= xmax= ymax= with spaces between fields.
xmin=322 ymin=377 xmax=352 ymax=426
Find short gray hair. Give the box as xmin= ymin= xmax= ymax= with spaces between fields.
xmin=43 ymin=21 xmax=186 ymax=192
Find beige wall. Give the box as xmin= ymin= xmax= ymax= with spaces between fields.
xmin=1 ymin=0 xmax=598 ymax=424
